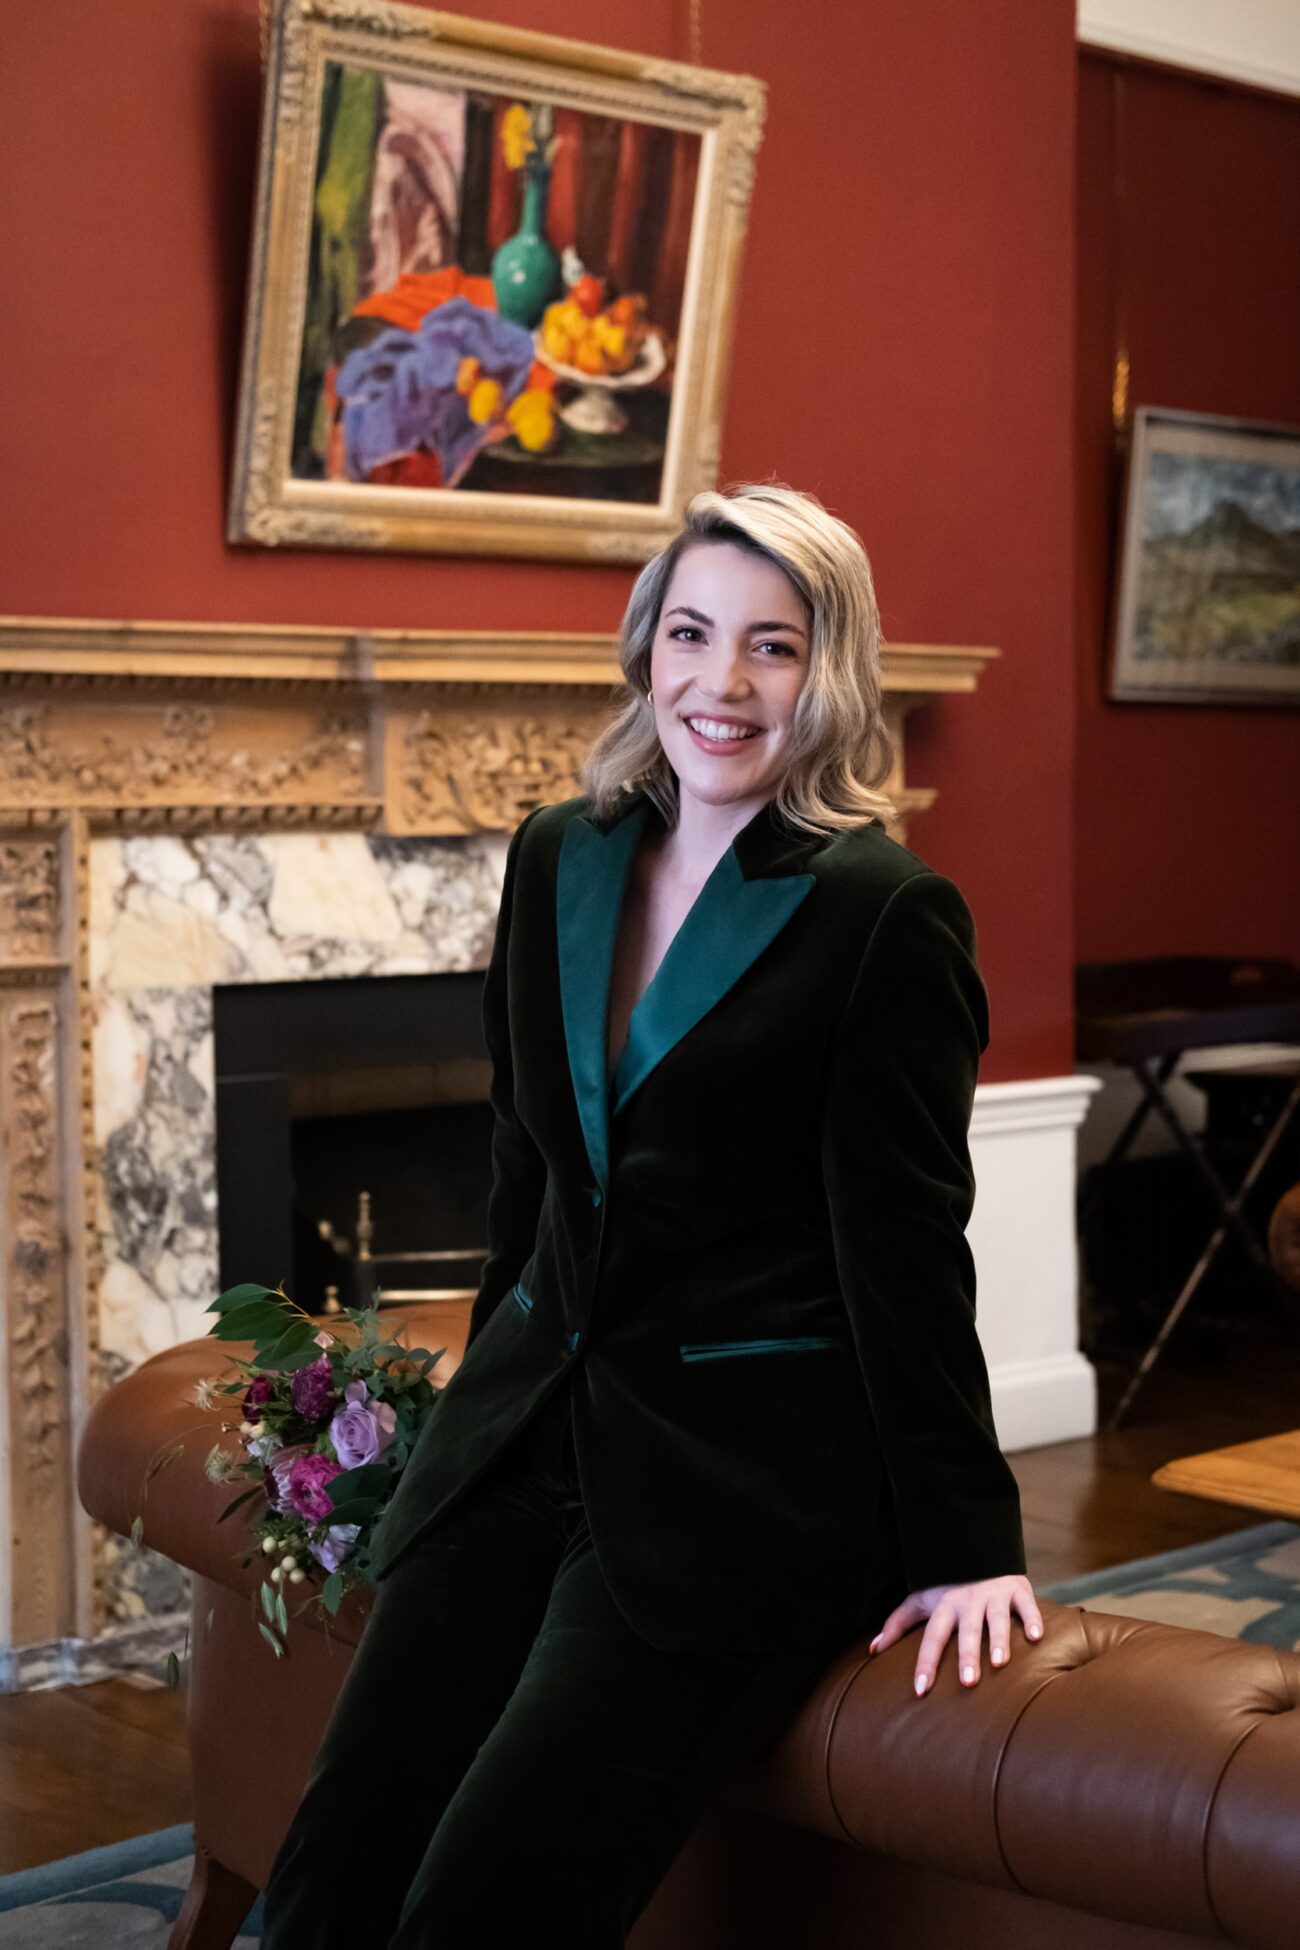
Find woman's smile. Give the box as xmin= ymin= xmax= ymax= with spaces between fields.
xmin=682 ymin=712 xmax=767 ymax=752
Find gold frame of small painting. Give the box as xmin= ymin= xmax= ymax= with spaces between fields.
xmin=227 ymin=0 xmax=767 ymax=562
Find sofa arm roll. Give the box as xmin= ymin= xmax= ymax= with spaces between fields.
xmin=738 ymin=1599 xmax=1300 ymax=1950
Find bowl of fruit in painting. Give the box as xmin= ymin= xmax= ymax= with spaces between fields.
xmin=534 ymin=274 xmax=667 ymax=436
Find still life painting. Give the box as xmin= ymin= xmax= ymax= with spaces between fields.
xmin=229 ymin=0 xmax=766 ymax=561
xmin=1108 ymin=406 xmax=1300 ymax=705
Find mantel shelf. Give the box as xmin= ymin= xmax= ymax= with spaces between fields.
xmin=0 ymin=617 xmax=998 ymax=694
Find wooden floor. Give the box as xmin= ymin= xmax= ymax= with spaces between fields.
xmin=1 ymin=1318 xmax=1296 ymax=1878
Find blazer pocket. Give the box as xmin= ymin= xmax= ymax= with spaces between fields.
xmin=678 ymin=1334 xmax=849 ymax=1363
xmin=511 ymin=1281 xmax=534 ymax=1315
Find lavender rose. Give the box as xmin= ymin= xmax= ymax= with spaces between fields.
xmin=329 ymin=1379 xmax=398 ymax=1469
xmin=291 ymin=1356 xmax=336 ymax=1422
xmin=309 ymin=1522 xmax=362 ymax=1574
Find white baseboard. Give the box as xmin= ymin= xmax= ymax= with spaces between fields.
xmin=971 ymin=1074 xmax=1104 ymax=1452
xmin=0 ymin=1607 xmax=189 ymax=1695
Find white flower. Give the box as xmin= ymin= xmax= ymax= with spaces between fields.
xmin=247 ymin=1432 xmax=283 ymax=1464
xmin=203 ymin=1441 xmax=244 ymax=1484
xmin=192 ymin=1376 xmax=219 ymax=1412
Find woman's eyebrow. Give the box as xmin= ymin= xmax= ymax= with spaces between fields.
xmin=664 ymin=605 xmax=807 ymax=640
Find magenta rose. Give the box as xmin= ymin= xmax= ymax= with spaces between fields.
xmin=287 ymin=1452 xmax=345 ymax=1523
xmin=291 ymin=1356 xmax=335 ymax=1422
xmin=329 ymin=1379 xmax=398 ymax=1469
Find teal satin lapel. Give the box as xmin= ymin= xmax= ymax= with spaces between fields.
xmin=610 ymin=847 xmax=814 ymax=1117
xmin=556 ymin=800 xmax=815 ymax=1192
xmin=556 ymin=799 xmax=650 ymax=1193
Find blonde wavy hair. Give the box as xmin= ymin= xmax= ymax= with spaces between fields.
xmin=578 ymin=480 xmax=897 ymax=836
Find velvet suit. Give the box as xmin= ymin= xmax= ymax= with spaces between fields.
xmin=367 ymin=785 xmax=1027 ymax=1651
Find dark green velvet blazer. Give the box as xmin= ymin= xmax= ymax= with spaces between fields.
xmin=367 ymin=785 xmax=1027 ymax=1653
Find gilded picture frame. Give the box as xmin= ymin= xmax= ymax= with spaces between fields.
xmin=1107 ymin=406 xmax=1300 ymax=706
xmin=228 ymin=0 xmax=767 ymax=561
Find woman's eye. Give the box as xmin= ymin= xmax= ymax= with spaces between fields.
xmin=666 ymin=627 xmax=795 ymax=656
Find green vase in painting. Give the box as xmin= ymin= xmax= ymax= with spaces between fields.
xmin=491 ymin=166 xmax=561 ymax=329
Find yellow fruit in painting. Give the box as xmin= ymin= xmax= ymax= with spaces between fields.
xmin=501 ymin=104 xmax=534 ymax=171
xmin=541 ymin=318 xmax=575 ymax=365
xmin=592 ymin=317 xmax=627 ymax=360
xmin=456 ymin=355 xmax=482 ymax=398
xmin=506 ymin=388 xmax=557 ymax=452
xmin=468 ymin=376 xmax=503 ymax=424
xmin=574 ymin=335 xmax=606 ymax=375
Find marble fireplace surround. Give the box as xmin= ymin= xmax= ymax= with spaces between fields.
xmin=0 ymin=615 xmax=996 ymax=1689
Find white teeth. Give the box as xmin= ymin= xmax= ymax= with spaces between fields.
xmin=686 ymin=717 xmax=762 ymax=742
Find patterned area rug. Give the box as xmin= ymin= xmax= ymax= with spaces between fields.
xmin=0 ymin=1824 xmax=261 ymax=1945
xmin=3 ymin=1519 xmax=1297 ymax=1943
xmin=1041 ymin=1516 xmax=1300 ymax=1648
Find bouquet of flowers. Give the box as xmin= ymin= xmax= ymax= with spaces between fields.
xmin=194 ymin=1282 xmax=445 ymax=1658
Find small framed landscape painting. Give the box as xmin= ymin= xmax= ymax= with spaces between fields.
xmin=228 ymin=0 xmax=766 ymax=562
xmin=1108 ymin=406 xmax=1300 ymax=705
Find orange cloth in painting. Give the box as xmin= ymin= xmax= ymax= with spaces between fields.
xmin=354 ymin=268 xmax=499 ymax=331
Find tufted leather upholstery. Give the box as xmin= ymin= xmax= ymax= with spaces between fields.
xmin=77 ymin=1303 xmax=1300 ymax=1950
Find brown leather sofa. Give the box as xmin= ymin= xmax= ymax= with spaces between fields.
xmin=77 ymin=1301 xmax=1300 ymax=1950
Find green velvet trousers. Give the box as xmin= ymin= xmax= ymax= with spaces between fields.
xmin=259 ymin=1375 xmax=853 ymax=1948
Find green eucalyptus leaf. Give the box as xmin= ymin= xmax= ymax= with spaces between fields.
xmin=164 ymin=1651 xmax=182 ymax=1689
xmin=210 ymin=1282 xmax=277 ymax=1315
xmin=274 ymin=1588 xmax=289 ymax=1635
xmin=217 ymin=1486 xmax=264 ymax=1524
xmin=326 ymin=1463 xmax=390 ymax=1504
xmin=260 ymin=1581 xmax=277 ymax=1623
xmin=129 ymin=1514 xmax=144 ymax=1547
xmin=321 ymin=1571 xmax=344 ymax=1616
xmin=210 ymin=1300 xmax=293 ymax=1343
xmin=322 ymin=1497 xmax=380 ymax=1526
xmin=256 ymin=1323 xmax=323 ymax=1371
xmin=258 ymin=1621 xmax=285 ymax=1658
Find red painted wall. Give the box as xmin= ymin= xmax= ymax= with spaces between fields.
xmin=2 ymin=0 xmax=1078 ymax=1080
xmin=1076 ymin=52 xmax=1300 ymax=967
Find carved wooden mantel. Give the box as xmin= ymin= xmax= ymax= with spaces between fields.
xmin=0 ymin=614 xmax=996 ymax=1673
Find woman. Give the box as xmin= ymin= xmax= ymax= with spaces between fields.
xmin=261 ymin=481 xmax=1042 ymax=1949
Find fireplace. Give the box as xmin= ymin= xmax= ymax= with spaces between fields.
xmin=213 ymin=970 xmax=493 ymax=1316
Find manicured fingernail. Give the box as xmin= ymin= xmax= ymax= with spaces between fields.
xmin=991 ymin=1646 xmax=1005 ymax=1665
xmin=962 ymin=1665 xmax=975 ymax=1684
xmin=1028 ymin=1623 xmax=1042 ymax=1639
xmin=914 ymin=1672 xmax=929 ymax=1696
xmin=868 ymin=1636 xmax=880 ymax=1653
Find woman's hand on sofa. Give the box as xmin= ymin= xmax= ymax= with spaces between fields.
xmin=867 ymin=1574 xmax=1043 ymax=1697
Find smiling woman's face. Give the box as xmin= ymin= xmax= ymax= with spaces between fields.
xmin=649 ymin=540 xmax=812 ymax=816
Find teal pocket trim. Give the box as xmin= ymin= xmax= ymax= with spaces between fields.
xmin=679 ymin=1335 xmax=849 ymax=1363
xmin=512 ymin=1283 xmax=533 ymax=1314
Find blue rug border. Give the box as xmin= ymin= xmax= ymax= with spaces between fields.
xmin=1040 ymin=1517 xmax=1300 ymax=1603
xmin=0 ymin=1822 xmax=195 ymax=1914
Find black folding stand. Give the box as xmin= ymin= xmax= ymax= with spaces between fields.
xmin=1075 ymin=957 xmax=1300 ymax=1431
